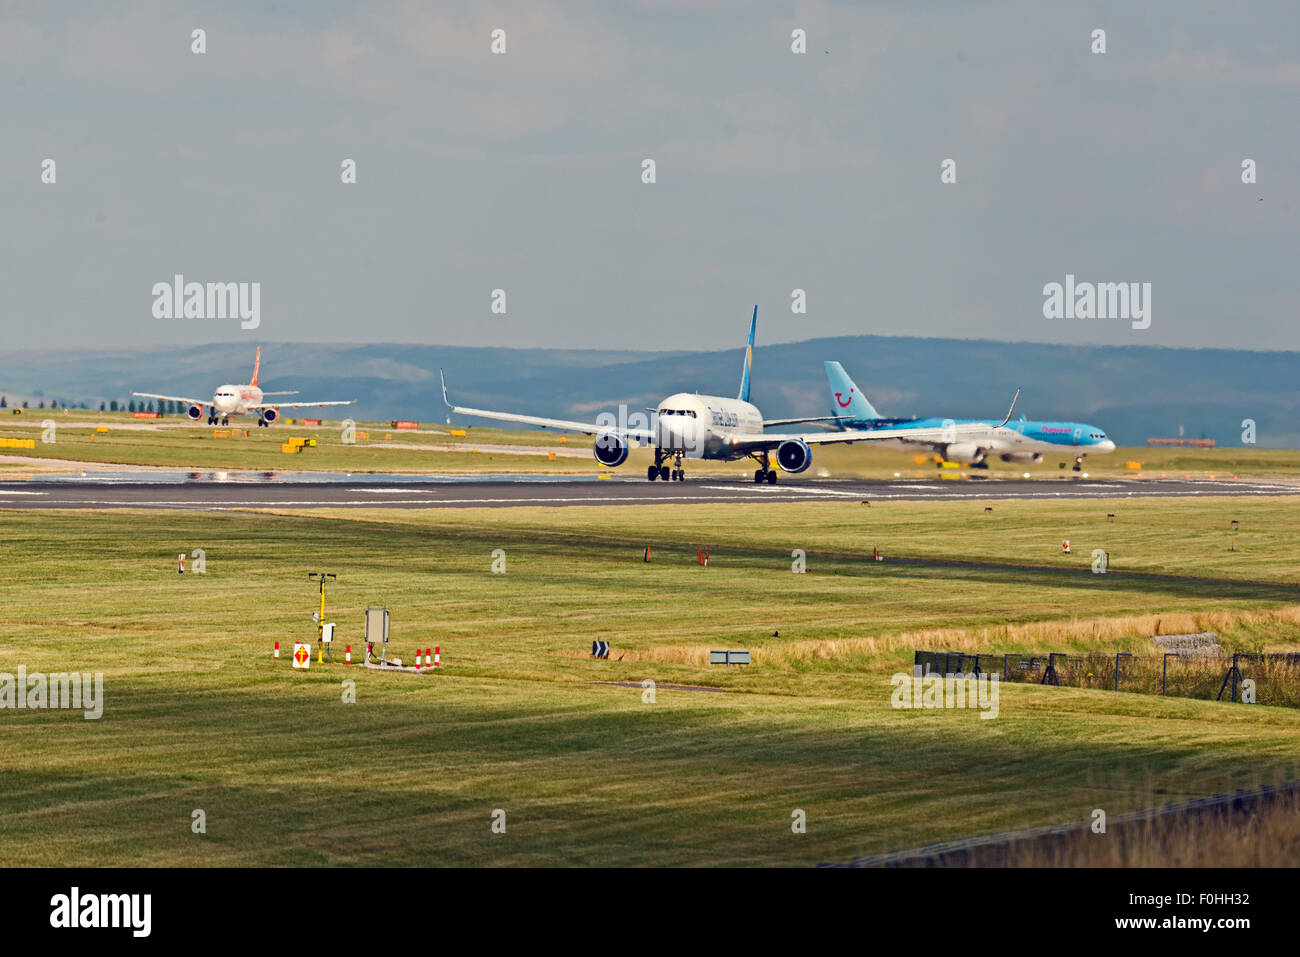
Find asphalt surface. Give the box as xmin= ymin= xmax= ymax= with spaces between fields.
xmin=0 ymin=474 xmax=1296 ymax=510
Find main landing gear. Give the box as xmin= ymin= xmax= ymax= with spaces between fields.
xmin=749 ymin=451 xmax=778 ymax=484
xmin=647 ymin=449 xmax=686 ymax=481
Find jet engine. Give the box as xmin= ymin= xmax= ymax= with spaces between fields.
xmin=775 ymin=438 xmax=812 ymax=473
xmin=187 ymin=404 xmax=204 ymax=420
xmin=1000 ymin=452 xmax=1043 ymax=464
xmin=261 ymin=407 xmax=279 ymax=424
xmin=593 ymin=433 xmax=629 ymax=467
xmin=943 ymin=442 xmax=986 ymax=464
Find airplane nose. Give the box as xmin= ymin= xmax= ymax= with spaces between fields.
xmin=656 ymin=416 xmax=697 ymax=451
xmin=1100 ymin=440 xmax=1116 ymax=453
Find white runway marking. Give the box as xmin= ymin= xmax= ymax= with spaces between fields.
xmin=27 ymin=494 xmax=811 ymax=509
xmin=699 ymin=485 xmax=862 ymax=498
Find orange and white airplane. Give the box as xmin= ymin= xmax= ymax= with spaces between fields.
xmin=132 ymin=347 xmax=356 ymax=426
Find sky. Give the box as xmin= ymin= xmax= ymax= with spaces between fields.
xmin=2 ymin=0 xmax=1298 ymax=353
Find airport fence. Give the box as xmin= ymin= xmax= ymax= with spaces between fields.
xmin=912 ymin=650 xmax=1300 ymax=708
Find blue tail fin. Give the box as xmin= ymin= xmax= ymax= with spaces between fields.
xmin=737 ymin=305 xmax=756 ymax=402
xmin=824 ymin=361 xmax=881 ymax=421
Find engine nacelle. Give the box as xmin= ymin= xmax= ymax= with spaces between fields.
xmin=261 ymin=407 xmax=279 ymax=424
xmin=943 ymin=442 xmax=986 ymax=464
xmin=187 ymin=404 xmax=204 ymax=420
xmin=592 ymin=433 xmax=629 ymax=468
xmin=1000 ymin=452 xmax=1043 ymax=464
xmin=775 ymin=438 xmax=812 ymax=473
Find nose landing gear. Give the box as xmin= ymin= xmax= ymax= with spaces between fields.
xmin=647 ymin=450 xmax=686 ymax=481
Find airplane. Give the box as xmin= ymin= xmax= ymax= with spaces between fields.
xmin=132 ymin=347 xmax=356 ymax=426
xmin=824 ymin=360 xmax=1116 ymax=471
xmin=440 ymin=307 xmax=1019 ymax=483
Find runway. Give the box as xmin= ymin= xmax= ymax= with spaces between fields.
xmin=0 ymin=473 xmax=1296 ymax=510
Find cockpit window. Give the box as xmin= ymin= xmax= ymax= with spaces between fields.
xmin=658 ymin=409 xmax=696 ymax=418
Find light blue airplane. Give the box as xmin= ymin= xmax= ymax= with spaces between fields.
xmin=824 ymin=361 xmax=1115 ymax=470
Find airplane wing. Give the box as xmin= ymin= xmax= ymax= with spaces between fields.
xmin=248 ymin=399 xmax=356 ymax=409
xmin=440 ymin=371 xmax=657 ymax=442
xmin=728 ymin=390 xmax=1022 ymax=453
xmin=132 ymin=391 xmax=207 ymax=406
xmin=259 ymin=391 xmax=299 ymax=397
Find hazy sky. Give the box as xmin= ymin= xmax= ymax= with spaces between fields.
xmin=3 ymin=1 xmax=1298 ymax=353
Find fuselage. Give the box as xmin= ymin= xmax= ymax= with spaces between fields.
xmin=835 ymin=415 xmax=1116 ymax=457
xmin=654 ymin=392 xmax=762 ymax=459
xmin=212 ymin=383 xmax=263 ymax=416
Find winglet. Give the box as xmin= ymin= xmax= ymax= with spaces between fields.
xmin=996 ymin=389 xmax=1021 ymax=428
xmin=440 ymin=369 xmax=452 ymax=409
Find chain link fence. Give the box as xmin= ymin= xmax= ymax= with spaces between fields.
xmin=912 ymin=650 xmax=1300 ymax=707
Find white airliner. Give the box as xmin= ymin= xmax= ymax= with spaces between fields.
xmin=824 ymin=361 xmax=1116 ymax=470
xmin=441 ymin=308 xmax=1019 ymax=483
xmin=132 ymin=347 xmax=356 ymax=426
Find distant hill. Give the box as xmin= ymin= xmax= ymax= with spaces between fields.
xmin=0 ymin=337 xmax=1294 ymax=448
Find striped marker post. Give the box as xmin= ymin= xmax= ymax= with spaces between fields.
xmin=431 ymin=647 xmax=438 ymax=668
xmin=273 ymin=641 xmax=280 ymax=659
xmin=415 ymin=649 xmax=423 ymax=670
xmin=345 ymin=645 xmax=351 ymax=665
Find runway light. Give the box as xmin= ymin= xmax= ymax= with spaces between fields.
xmin=1023 ymin=472 xmax=1030 ymax=479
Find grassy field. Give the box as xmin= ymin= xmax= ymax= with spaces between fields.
xmin=0 ymin=409 xmax=1297 ymax=480
xmin=1 ymin=496 xmax=1299 ymax=866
